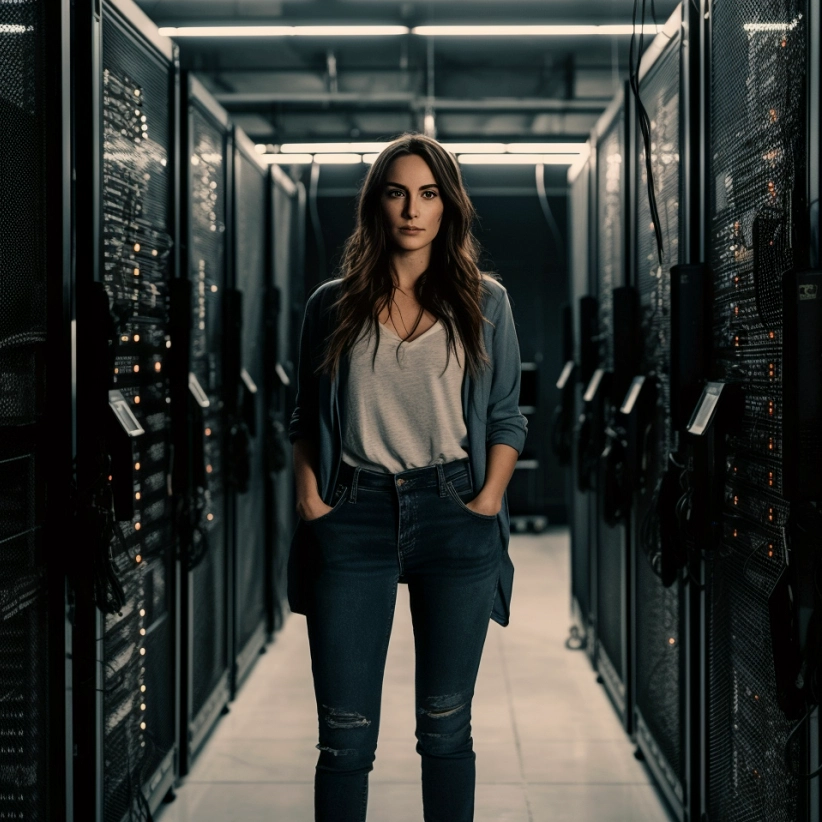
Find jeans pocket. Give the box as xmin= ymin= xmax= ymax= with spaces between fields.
xmin=445 ymin=480 xmax=498 ymax=521
xmin=304 ymin=483 xmax=349 ymax=524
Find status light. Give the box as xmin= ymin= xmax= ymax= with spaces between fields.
xmin=135 ymin=462 xmax=141 ymax=470
xmin=140 ymin=628 xmax=146 ymax=636
xmin=134 ymin=523 xmax=141 ymax=532
xmin=135 ymin=492 xmax=141 ymax=500
xmin=135 ymin=554 xmax=142 ymax=562
xmin=140 ymin=722 xmax=146 ymax=730
xmin=139 ymin=608 xmax=146 ymax=617
xmin=134 ymin=243 xmax=141 ymax=252
xmin=134 ymin=395 xmax=141 ymax=404
xmin=134 ymin=334 xmax=140 ymax=342
xmin=140 ymin=648 xmax=146 ymax=656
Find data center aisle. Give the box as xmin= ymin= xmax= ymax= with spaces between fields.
xmin=158 ymin=531 xmax=674 ymax=822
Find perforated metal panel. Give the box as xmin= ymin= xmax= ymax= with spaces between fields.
xmin=707 ymin=2 xmax=806 ymax=819
xmin=568 ymin=162 xmax=592 ymax=635
xmin=270 ymin=177 xmax=297 ymax=629
xmin=234 ymin=147 xmax=268 ymax=665
xmin=100 ymin=11 xmax=175 ymax=820
xmin=189 ymin=104 xmax=230 ymax=721
xmin=595 ymin=112 xmax=625 ymax=370
xmin=594 ymin=102 xmax=628 ymax=716
xmin=632 ymin=33 xmax=686 ymax=802
xmin=0 ymin=1 xmax=50 ymax=818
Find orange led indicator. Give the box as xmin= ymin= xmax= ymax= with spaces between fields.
xmin=206 ymin=513 xmax=214 ymax=522
xmin=768 ymin=544 xmax=775 ymax=557
xmin=139 ymin=628 xmax=146 ymax=636
xmin=134 ymin=334 xmax=140 ymax=342
xmin=135 ymin=462 xmax=141 ymax=470
xmin=135 ymin=492 xmax=141 ymax=500
xmin=139 ymin=648 xmax=146 ymax=656
xmin=134 ymin=243 xmax=141 ymax=252
xmin=135 ymin=554 xmax=142 ymax=562
xmin=133 ymin=364 xmax=140 ymax=373
xmin=134 ymin=523 xmax=141 ymax=532
xmin=154 ymin=362 xmax=161 ymax=372
xmin=206 ymin=465 xmax=213 ymax=474
xmin=205 ymin=428 xmax=212 ymax=436
xmin=134 ymin=395 xmax=141 ymax=404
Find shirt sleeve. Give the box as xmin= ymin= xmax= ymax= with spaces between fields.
xmin=288 ymin=289 xmax=322 ymax=444
xmin=485 ymin=287 xmax=529 ymax=455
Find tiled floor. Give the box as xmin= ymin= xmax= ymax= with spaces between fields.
xmin=158 ymin=529 xmax=675 ymax=821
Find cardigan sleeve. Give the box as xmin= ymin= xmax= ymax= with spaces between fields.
xmin=485 ymin=287 xmax=529 ymax=455
xmin=287 ymin=288 xmax=322 ymax=444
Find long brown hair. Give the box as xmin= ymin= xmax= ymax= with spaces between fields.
xmin=316 ymin=133 xmax=496 ymax=382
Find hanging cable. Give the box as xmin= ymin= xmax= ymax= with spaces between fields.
xmin=629 ymin=0 xmax=665 ymax=267
xmin=535 ymin=162 xmax=566 ymax=268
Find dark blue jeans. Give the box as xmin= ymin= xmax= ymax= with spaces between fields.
xmin=304 ymin=456 xmax=501 ymax=822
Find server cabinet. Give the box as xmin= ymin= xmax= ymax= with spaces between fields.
xmin=0 ymin=1 xmax=73 ymax=819
xmin=590 ymin=85 xmax=634 ymax=733
xmin=267 ymin=165 xmax=301 ymax=634
xmin=73 ymin=1 xmax=179 ymax=819
xmin=628 ymin=7 xmax=696 ymax=819
xmin=228 ymin=128 xmax=270 ymax=692
xmin=702 ymin=1 xmax=817 ymax=819
xmin=176 ymin=73 xmax=232 ymax=774
xmin=567 ymin=152 xmax=595 ymax=660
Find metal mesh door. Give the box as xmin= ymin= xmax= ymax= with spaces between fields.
xmin=189 ymin=104 xmax=230 ymax=723
xmin=100 ymin=11 xmax=176 ymax=820
xmin=568 ymin=162 xmax=592 ymax=634
xmin=594 ymin=107 xmax=628 ymax=705
xmin=0 ymin=1 xmax=50 ymax=818
xmin=706 ymin=2 xmax=806 ymax=818
xmin=270 ymin=178 xmax=296 ymax=629
xmin=234 ymin=147 xmax=268 ymax=668
xmin=632 ymin=34 xmax=687 ymax=803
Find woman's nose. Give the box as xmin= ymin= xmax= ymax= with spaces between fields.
xmin=403 ymin=197 xmax=420 ymax=219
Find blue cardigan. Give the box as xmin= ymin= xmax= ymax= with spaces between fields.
xmin=287 ymin=275 xmax=529 ymax=626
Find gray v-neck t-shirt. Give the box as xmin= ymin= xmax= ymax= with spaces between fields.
xmin=340 ymin=319 xmax=470 ymax=474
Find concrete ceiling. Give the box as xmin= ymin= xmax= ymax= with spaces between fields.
xmin=136 ymin=0 xmax=680 ymax=143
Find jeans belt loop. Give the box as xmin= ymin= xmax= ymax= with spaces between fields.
xmin=436 ymin=463 xmax=448 ymax=498
xmin=349 ymin=466 xmax=361 ymax=503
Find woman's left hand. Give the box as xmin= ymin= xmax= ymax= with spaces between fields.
xmin=466 ymin=492 xmax=502 ymax=517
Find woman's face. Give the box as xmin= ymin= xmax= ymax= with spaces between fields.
xmin=380 ymin=153 xmax=444 ymax=253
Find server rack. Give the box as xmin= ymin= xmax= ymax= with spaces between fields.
xmin=176 ymin=73 xmax=233 ymax=774
xmin=0 ymin=1 xmax=73 ymax=819
xmin=627 ymin=7 xmax=696 ymax=819
xmin=589 ymin=84 xmax=634 ymax=733
xmin=228 ymin=128 xmax=271 ymax=693
xmin=700 ymin=1 xmax=818 ymax=819
xmin=567 ymin=151 xmax=595 ymax=659
xmin=267 ymin=165 xmax=301 ymax=634
xmin=73 ymin=1 xmax=179 ymax=819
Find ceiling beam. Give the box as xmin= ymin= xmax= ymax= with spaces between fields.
xmin=212 ymin=92 xmax=611 ymax=112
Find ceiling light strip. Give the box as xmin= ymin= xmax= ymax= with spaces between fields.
xmin=276 ymin=142 xmax=587 ymax=155
xmin=158 ymin=24 xmax=663 ymax=38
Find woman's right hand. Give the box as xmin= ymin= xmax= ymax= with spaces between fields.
xmin=297 ymin=495 xmax=334 ymax=522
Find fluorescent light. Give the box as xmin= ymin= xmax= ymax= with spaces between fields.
xmin=505 ymin=142 xmax=587 ymax=154
xmin=254 ymin=144 xmax=267 ymax=154
xmin=281 ymin=142 xmax=388 ymax=154
xmin=363 ymin=154 xmax=380 ymax=164
xmin=263 ymin=154 xmax=314 ymax=165
xmin=458 ymin=154 xmax=581 ymax=165
xmin=743 ymin=19 xmax=801 ymax=32
xmin=441 ymin=143 xmax=508 ymax=154
xmin=0 ymin=24 xmax=32 ymax=33
xmin=411 ymin=24 xmax=663 ymax=37
xmin=158 ymin=25 xmax=410 ymax=38
xmin=313 ymin=153 xmax=363 ymax=164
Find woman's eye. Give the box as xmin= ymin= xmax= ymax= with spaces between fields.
xmin=422 ymin=190 xmax=438 ymax=199
xmin=387 ymin=189 xmax=404 ymax=198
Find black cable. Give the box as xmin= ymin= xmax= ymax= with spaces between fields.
xmin=535 ymin=163 xmax=566 ymax=267
xmin=629 ymin=0 xmax=665 ymax=267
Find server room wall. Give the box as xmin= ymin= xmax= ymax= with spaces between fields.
xmin=301 ymin=161 xmax=570 ymax=523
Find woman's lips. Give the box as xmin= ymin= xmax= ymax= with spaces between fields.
xmin=399 ymin=227 xmax=423 ymax=233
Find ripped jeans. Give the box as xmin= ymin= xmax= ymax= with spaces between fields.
xmin=304 ymin=456 xmax=502 ymax=822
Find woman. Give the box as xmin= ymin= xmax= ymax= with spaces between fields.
xmin=287 ymin=133 xmax=528 ymax=822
